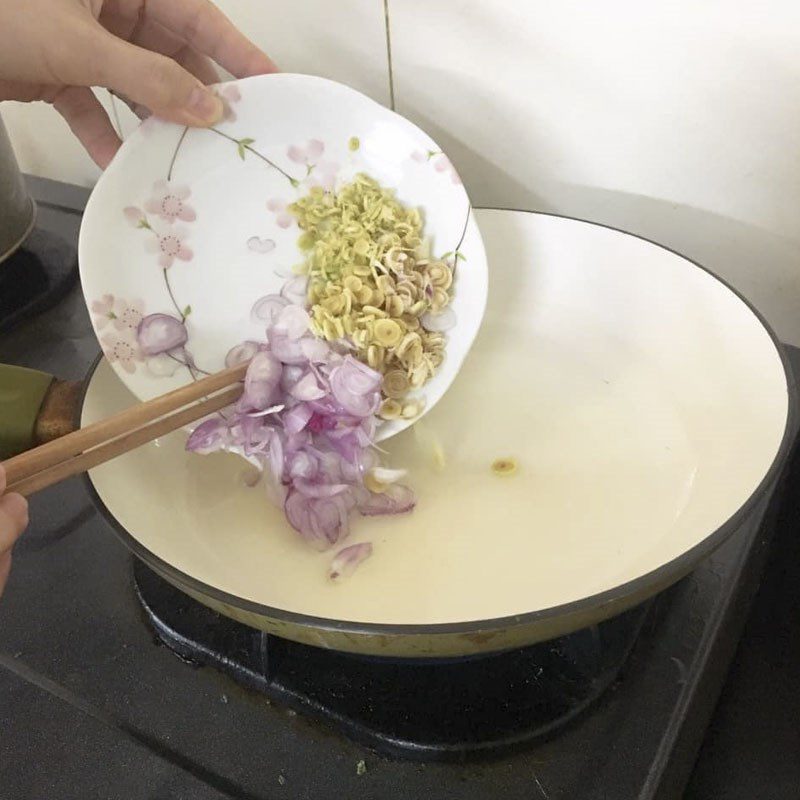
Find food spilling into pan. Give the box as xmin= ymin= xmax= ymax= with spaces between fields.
xmin=185 ymin=175 xmax=460 ymax=579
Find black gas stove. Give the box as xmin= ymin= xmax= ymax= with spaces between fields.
xmin=0 ymin=177 xmax=798 ymax=800
xmin=134 ymin=559 xmax=652 ymax=762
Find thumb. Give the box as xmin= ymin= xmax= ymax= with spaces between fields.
xmin=0 ymin=492 xmax=28 ymax=552
xmin=95 ymin=31 xmax=223 ymax=127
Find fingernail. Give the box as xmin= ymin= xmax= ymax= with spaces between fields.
xmin=187 ymin=86 xmax=223 ymax=123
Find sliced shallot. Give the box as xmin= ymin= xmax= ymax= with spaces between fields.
xmin=251 ymin=294 xmax=289 ymax=324
xmin=186 ymin=274 xmax=416 ymax=561
xmin=420 ymin=307 xmax=457 ymax=332
xmin=329 ymin=543 xmax=373 ymax=580
xmin=137 ymin=313 xmax=188 ymax=356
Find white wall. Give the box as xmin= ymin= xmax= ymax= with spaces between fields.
xmin=5 ymin=1 xmax=800 ymax=342
xmin=390 ymin=0 xmax=800 ymax=346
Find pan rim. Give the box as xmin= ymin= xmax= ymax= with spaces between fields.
xmin=81 ymin=208 xmax=798 ymax=637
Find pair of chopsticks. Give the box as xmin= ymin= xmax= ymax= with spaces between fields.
xmin=2 ymin=363 xmax=248 ymax=498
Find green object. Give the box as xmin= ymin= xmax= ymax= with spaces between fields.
xmin=0 ymin=364 xmax=53 ymax=459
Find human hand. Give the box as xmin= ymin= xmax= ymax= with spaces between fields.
xmin=0 ymin=465 xmax=28 ymax=600
xmin=0 ymin=0 xmax=277 ymax=168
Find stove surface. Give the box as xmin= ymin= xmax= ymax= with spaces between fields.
xmin=0 ymin=178 xmax=798 ymax=800
xmin=134 ymin=560 xmax=651 ymax=761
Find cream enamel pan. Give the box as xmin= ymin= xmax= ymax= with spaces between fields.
xmin=81 ymin=209 xmax=795 ymax=657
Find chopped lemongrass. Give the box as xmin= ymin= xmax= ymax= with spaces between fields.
xmin=289 ymin=174 xmax=455 ymax=408
xmin=379 ymin=398 xmax=402 ymax=420
xmin=372 ymin=467 xmax=407 ymax=481
xmin=413 ymin=419 xmax=446 ymax=472
xmin=491 ymin=457 xmax=518 ymax=477
xmin=432 ymin=440 xmax=446 ymax=472
xmin=382 ymin=369 xmax=410 ymax=399
xmin=401 ymin=400 xmax=424 ymax=419
xmin=373 ymin=318 xmax=403 ymax=347
xmin=364 ymin=473 xmax=388 ymax=493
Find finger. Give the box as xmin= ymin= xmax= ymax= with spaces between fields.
xmin=0 ymin=463 xmax=5 ymax=494
xmin=107 ymin=47 xmax=219 ymax=119
xmin=0 ymin=551 xmax=11 ymax=596
xmin=106 ymin=12 xmax=219 ymax=86
xmin=109 ymin=93 xmax=149 ymax=121
xmin=0 ymin=492 xmax=28 ymax=552
xmin=52 ymin=87 xmax=122 ymax=169
xmin=144 ymin=0 xmax=278 ymax=78
xmin=94 ymin=31 xmax=223 ymax=126
xmin=175 ymin=45 xmax=218 ymax=87
xmin=0 ymin=79 xmax=48 ymax=103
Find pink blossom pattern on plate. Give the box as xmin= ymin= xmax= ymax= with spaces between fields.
xmin=287 ymin=139 xmax=339 ymax=190
xmin=306 ymin=159 xmax=339 ymax=191
xmin=124 ymin=206 xmax=147 ymax=227
xmin=121 ymin=179 xmax=198 ymax=377
xmin=124 ymin=199 xmax=194 ymax=268
xmin=92 ymin=293 xmax=145 ymax=334
xmin=90 ymin=294 xmax=116 ymax=330
xmin=217 ymin=84 xmax=242 ymax=122
xmin=145 ymin=225 xmax=193 ymax=268
xmin=111 ymin=297 xmax=145 ymax=333
xmin=411 ymin=149 xmax=462 ymax=185
xmin=287 ymin=138 xmax=325 ymax=166
xmin=247 ymin=236 xmax=276 ymax=254
xmin=93 ymin=297 xmax=197 ymax=377
xmin=144 ymin=180 xmax=196 ymax=224
xmin=100 ymin=330 xmax=142 ymax=374
xmin=266 ymin=198 xmax=294 ymax=228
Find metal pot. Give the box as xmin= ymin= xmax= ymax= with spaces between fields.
xmin=0 ymin=114 xmax=36 ymax=264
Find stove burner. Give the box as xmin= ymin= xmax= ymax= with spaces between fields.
xmin=134 ymin=560 xmax=650 ymax=760
xmin=0 ymin=228 xmax=78 ymax=333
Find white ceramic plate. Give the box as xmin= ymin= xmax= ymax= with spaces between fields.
xmin=82 ymin=210 xmax=792 ymax=649
xmin=78 ymin=74 xmax=488 ymax=440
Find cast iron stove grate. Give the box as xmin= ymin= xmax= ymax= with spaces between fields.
xmin=134 ymin=559 xmax=650 ymax=761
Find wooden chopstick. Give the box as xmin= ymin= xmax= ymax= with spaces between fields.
xmin=2 ymin=363 xmax=248 ymax=497
xmin=6 ymin=385 xmax=242 ymax=497
xmin=2 ymin=362 xmax=247 ymax=488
